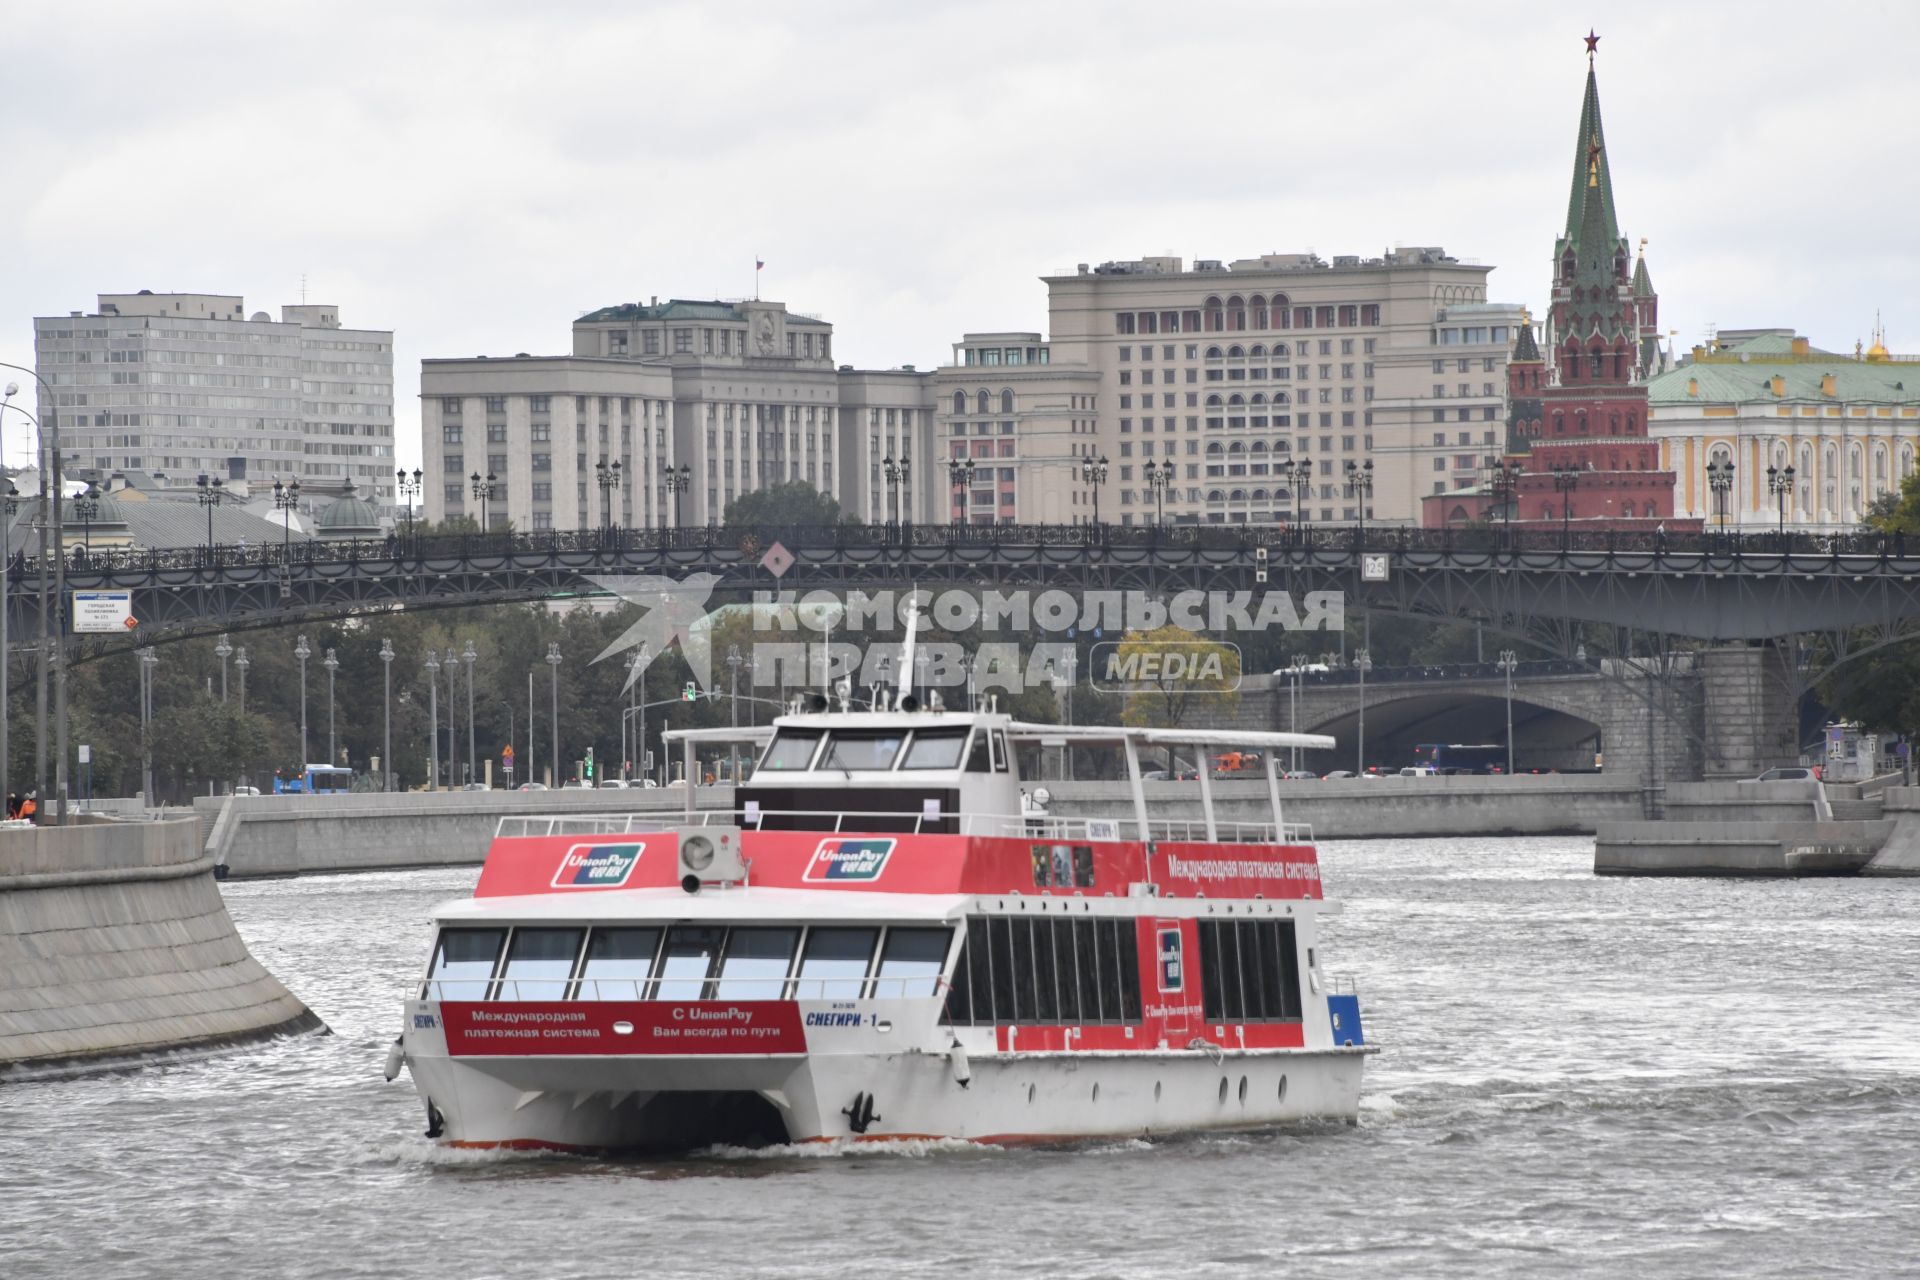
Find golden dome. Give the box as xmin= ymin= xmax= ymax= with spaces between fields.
xmin=1867 ymin=338 xmax=1890 ymax=361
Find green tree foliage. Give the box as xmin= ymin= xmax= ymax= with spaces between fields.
xmin=723 ymin=480 xmax=851 ymax=529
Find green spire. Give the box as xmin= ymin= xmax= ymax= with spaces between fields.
xmin=1563 ymin=64 xmax=1620 ymax=257
xmin=1632 ymin=251 xmax=1653 ymax=296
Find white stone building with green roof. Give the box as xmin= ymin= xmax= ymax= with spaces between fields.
xmin=1649 ymin=330 xmax=1920 ymax=533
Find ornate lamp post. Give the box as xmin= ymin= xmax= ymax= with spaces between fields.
xmin=947 ymin=457 xmax=975 ymax=525
xmin=462 ymin=639 xmax=478 ymax=785
xmin=379 ymin=637 xmax=394 ymax=791
xmin=195 ymin=473 xmax=223 ymax=564
xmin=1496 ymin=649 xmax=1520 ymax=776
xmin=272 ymin=477 xmax=301 ymax=572
xmin=1144 ymin=458 xmax=1174 ymax=526
xmin=234 ymin=646 xmax=249 ymax=712
xmin=294 ymin=635 xmax=311 ymax=766
xmin=1707 ymin=457 xmax=1736 ymax=544
xmin=593 ymin=459 xmax=621 ymax=534
xmin=74 ymin=482 xmax=100 ymax=556
xmin=470 ymin=470 xmax=497 ymax=533
xmin=425 ymin=649 xmax=442 ymax=790
xmin=1344 ymin=457 xmax=1374 ymax=547
xmin=1080 ymin=454 xmax=1110 ymax=526
xmin=668 ymin=464 xmax=690 ymax=528
xmin=1487 ymin=460 xmax=1522 ymax=542
xmin=1767 ymin=463 xmax=1796 ymax=545
xmin=214 ymin=633 xmax=232 ymax=703
xmin=546 ymin=642 xmax=563 ymax=786
xmin=322 ymin=652 xmax=337 ymax=759
xmin=1552 ymin=464 xmax=1579 ymax=549
xmin=396 ymin=468 xmax=421 ymax=547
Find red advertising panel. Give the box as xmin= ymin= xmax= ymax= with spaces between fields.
xmin=440 ymin=1001 xmax=806 ymax=1056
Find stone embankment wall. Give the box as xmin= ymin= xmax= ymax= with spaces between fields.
xmin=1864 ymin=787 xmax=1920 ymax=876
xmin=1595 ymin=780 xmax=1906 ymax=876
xmin=0 ymin=817 xmax=320 ymax=1073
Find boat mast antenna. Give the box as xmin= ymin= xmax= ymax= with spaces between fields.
xmin=897 ymin=591 xmax=922 ymax=710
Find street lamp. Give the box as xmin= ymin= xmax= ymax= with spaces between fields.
xmin=323 ymin=647 xmax=339 ymax=764
xmin=1767 ymin=463 xmax=1796 ymax=545
xmin=195 ymin=473 xmax=223 ymax=564
xmin=1282 ymin=454 xmax=1313 ymax=529
xmin=1144 ymin=458 xmax=1173 ymax=526
xmin=883 ymin=455 xmax=905 ymax=529
xmin=425 ymin=649 xmax=442 ymax=790
xmin=1707 ymin=457 xmax=1735 ymax=543
xmin=138 ymin=647 xmax=157 ymax=804
xmin=272 ymin=477 xmax=301 ymax=582
xmin=1355 ymin=648 xmax=1373 ymax=774
xmin=947 ymin=457 xmax=975 ymax=525
xmin=379 ymin=637 xmax=395 ymax=791
xmin=622 ymin=645 xmax=648 ymax=779
xmin=1 ymin=360 xmax=72 ymax=824
xmin=1487 ymin=460 xmax=1522 ymax=542
xmin=294 ymin=635 xmax=311 ymax=767
xmin=471 ymin=470 xmax=497 ymax=533
xmin=1344 ymin=458 xmax=1374 ymax=547
xmin=214 ymin=633 xmax=232 ymax=703
xmin=726 ymin=643 xmax=744 ymax=781
xmin=546 ymin=642 xmax=563 ymax=785
xmin=593 ymin=459 xmax=621 ymax=534
xmin=462 ymin=639 xmax=478 ymax=785
xmin=1552 ymin=464 xmax=1579 ymax=549
xmin=234 ymin=646 xmax=249 ymax=712
xmin=1496 ymin=649 xmax=1519 ymax=776
xmin=1080 ymin=454 xmax=1110 ymax=526
xmin=668 ymin=464 xmax=690 ymax=528
xmin=1280 ymin=658 xmax=1307 ymax=773
xmin=74 ymin=482 xmax=100 ymax=556
xmin=396 ymin=468 xmax=421 ymax=547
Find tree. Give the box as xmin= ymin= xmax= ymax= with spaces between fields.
xmin=1115 ymin=624 xmax=1240 ymax=771
xmin=1867 ymin=467 xmax=1920 ymax=534
xmin=724 ymin=481 xmax=851 ymax=529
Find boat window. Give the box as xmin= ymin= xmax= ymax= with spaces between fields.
xmin=901 ymin=728 xmax=969 ymax=770
xmin=874 ymin=927 xmax=951 ymax=999
xmin=1029 ymin=919 xmax=1059 ymax=1021
xmin=655 ymin=925 xmax=726 ymax=1001
xmin=1107 ymin=919 xmax=1143 ymax=1022
xmin=991 ymin=731 xmax=1010 ymax=772
xmin=759 ymin=729 xmax=823 ymax=772
xmin=945 ymin=915 xmax=1139 ymax=1026
xmin=496 ymin=927 xmax=582 ymax=1001
xmin=714 ymin=927 xmax=800 ymax=1000
xmin=965 ymin=730 xmax=993 ymax=773
xmin=1050 ymin=920 xmax=1080 ymax=1024
xmin=575 ymin=927 xmax=662 ymax=1000
xmin=425 ymin=927 xmax=505 ymax=1000
xmin=794 ymin=927 xmax=878 ymax=1000
xmin=1074 ymin=919 xmax=1105 ymax=1021
xmin=1197 ymin=919 xmax=1301 ymax=1022
xmin=822 ymin=731 xmax=905 ymax=772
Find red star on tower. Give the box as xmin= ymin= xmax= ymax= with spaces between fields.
xmin=1584 ymin=29 xmax=1600 ymax=56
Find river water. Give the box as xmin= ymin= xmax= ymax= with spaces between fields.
xmin=4 ymin=837 xmax=1917 ymax=1278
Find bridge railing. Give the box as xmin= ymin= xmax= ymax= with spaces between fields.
xmin=12 ymin=519 xmax=1919 ymax=580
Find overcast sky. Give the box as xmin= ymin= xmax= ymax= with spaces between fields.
xmin=4 ymin=0 xmax=1915 ymax=470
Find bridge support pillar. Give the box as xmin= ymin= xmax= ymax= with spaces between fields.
xmin=1700 ymin=646 xmax=1798 ymax=779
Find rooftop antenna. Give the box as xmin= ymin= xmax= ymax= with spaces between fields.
xmin=300 ymin=272 xmax=307 ymax=305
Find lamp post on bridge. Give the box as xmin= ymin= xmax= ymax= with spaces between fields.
xmin=195 ymin=473 xmax=223 ymax=566
xmin=1080 ymin=454 xmax=1109 ymax=529
xmin=470 ymin=470 xmax=497 ymax=535
xmin=1487 ymin=460 xmax=1522 ymax=545
xmin=1343 ymin=458 xmax=1374 ymax=548
xmin=1143 ymin=458 xmax=1173 ymax=527
xmin=272 ymin=478 xmax=301 ymax=598
xmin=667 ymin=464 xmax=690 ymax=529
xmin=396 ymin=468 xmax=421 ymax=550
xmin=1276 ymin=456 xmax=1306 ymax=535
xmin=947 ymin=457 xmax=975 ymax=526
xmin=74 ymin=482 xmax=100 ymax=556
xmin=1552 ymin=465 xmax=1579 ymax=550
xmin=1707 ymin=457 xmax=1735 ymax=544
xmin=1767 ymin=463 xmax=1796 ymax=548
xmin=1497 ymin=649 xmax=1519 ymax=776
xmin=593 ymin=459 xmax=621 ymax=536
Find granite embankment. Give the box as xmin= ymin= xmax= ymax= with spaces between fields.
xmin=0 ymin=817 xmax=321 ymax=1074
xmin=199 ymin=774 xmax=1646 ymax=879
xmin=1596 ymin=780 xmax=1920 ymax=876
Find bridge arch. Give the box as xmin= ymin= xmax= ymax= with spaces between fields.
xmin=1293 ymin=685 xmax=1605 ymax=774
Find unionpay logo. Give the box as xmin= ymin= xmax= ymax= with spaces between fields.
xmin=803 ymin=838 xmax=895 ymax=883
xmin=551 ymin=842 xmax=644 ymax=889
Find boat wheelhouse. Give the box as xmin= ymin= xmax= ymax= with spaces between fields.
xmin=391 ymin=700 xmax=1369 ymax=1150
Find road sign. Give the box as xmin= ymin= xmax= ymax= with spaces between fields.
xmin=502 ymin=744 xmax=515 ymax=762
xmin=73 ymin=590 xmax=135 ymax=633
xmin=78 ymin=745 xmax=91 ymax=763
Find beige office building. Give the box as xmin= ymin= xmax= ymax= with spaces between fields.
xmin=935 ymin=250 xmax=1518 ymax=525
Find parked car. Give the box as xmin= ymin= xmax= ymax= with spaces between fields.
xmin=515 ymin=782 xmax=548 ymax=791
xmin=462 ymin=782 xmax=490 ymax=791
xmin=561 ymin=780 xmax=593 ymax=790
xmin=598 ymin=779 xmax=631 ymax=789
xmin=1754 ymin=766 xmax=1821 ymax=782
xmin=1282 ymin=770 xmax=1318 ymax=780
xmin=232 ymin=785 xmax=261 ymax=797
xmin=1322 ymin=770 xmax=1355 ymax=780
xmin=1399 ymin=765 xmax=1437 ymax=776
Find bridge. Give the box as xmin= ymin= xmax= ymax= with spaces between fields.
xmin=12 ymin=523 xmax=1920 ymax=664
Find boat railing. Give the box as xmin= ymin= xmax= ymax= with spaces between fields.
xmin=495 ymin=811 xmax=1313 ymax=844
xmin=419 ymin=975 xmax=943 ymax=1003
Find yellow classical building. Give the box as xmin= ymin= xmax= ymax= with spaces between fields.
xmin=1650 ymin=328 xmax=1920 ymax=532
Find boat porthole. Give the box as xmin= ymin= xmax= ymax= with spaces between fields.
xmin=1154 ymin=1081 xmax=1162 ymax=1102
xmin=1238 ymin=1075 xmax=1249 ymax=1105
xmin=1278 ymin=1075 xmax=1288 ymax=1103
xmin=1027 ymin=1083 xmax=1036 ymax=1105
xmin=1091 ymin=1082 xmax=1100 ymax=1104
xmin=1217 ymin=1077 xmax=1228 ymax=1105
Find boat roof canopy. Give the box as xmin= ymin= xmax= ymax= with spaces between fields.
xmin=662 ymin=716 xmax=1334 ymax=754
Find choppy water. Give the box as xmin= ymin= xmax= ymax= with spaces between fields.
xmin=4 ymin=838 xmax=1918 ymax=1278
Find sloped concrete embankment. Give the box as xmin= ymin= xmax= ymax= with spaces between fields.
xmin=0 ymin=817 xmax=322 ymax=1074
xmin=1595 ymin=780 xmax=1892 ymax=876
xmin=1863 ymin=787 xmax=1920 ymax=876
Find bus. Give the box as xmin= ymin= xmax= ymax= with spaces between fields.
xmin=273 ymin=764 xmax=355 ymax=795
xmin=1411 ymin=743 xmax=1506 ymax=775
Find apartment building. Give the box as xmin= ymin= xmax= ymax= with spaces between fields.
xmin=33 ymin=292 xmax=395 ymax=503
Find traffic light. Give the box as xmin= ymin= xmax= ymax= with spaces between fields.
xmin=682 ymin=682 xmax=697 ymax=702
xmin=584 ymin=747 xmax=595 ymax=781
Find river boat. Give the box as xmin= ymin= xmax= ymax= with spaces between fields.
xmin=390 ymin=666 xmax=1370 ymax=1150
